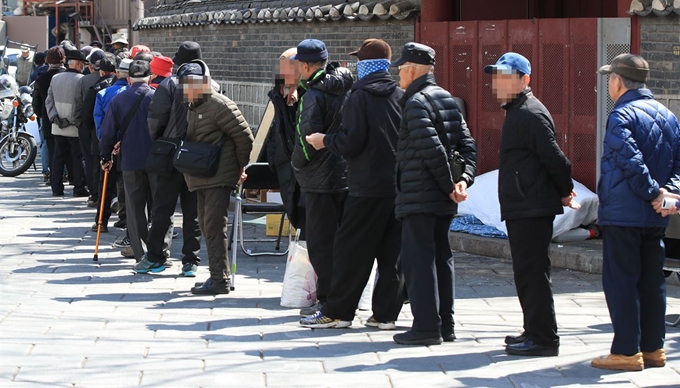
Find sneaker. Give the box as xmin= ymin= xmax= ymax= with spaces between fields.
xmin=172 ymin=231 xmax=179 ymax=239
xmin=300 ymin=311 xmax=351 ymax=329
xmin=120 ymin=246 xmax=134 ymax=258
xmin=591 ymin=353 xmax=644 ymax=371
xmin=43 ymin=173 xmax=50 ymax=183
xmin=87 ymin=196 xmax=97 ymax=208
xmin=113 ymin=235 xmax=131 ymax=248
xmin=393 ymin=330 xmax=442 ymax=346
xmin=190 ymin=278 xmax=230 ymax=295
xmin=182 ymin=262 xmax=198 ymax=277
xmin=365 ymin=316 xmax=396 ymax=330
xmin=113 ymin=219 xmax=126 ymax=228
xmin=132 ymin=254 xmax=165 ymax=274
xmin=163 ymin=260 xmax=174 ymax=268
xmin=91 ymin=223 xmax=108 ymax=233
xmin=299 ymin=301 xmax=322 ymax=317
xmin=642 ymin=349 xmax=666 ymax=368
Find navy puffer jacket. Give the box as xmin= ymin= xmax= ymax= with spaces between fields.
xmin=598 ymin=88 xmax=680 ymax=227
xmin=395 ymin=73 xmax=477 ymax=219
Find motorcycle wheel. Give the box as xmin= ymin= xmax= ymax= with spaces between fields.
xmin=0 ymin=132 xmax=37 ymax=177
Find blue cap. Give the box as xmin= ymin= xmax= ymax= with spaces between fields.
xmin=483 ymin=52 xmax=531 ymax=75
xmin=291 ymin=39 xmax=328 ymax=63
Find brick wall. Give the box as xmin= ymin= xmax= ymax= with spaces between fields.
xmin=139 ymin=19 xmax=415 ymax=129
xmin=640 ymin=14 xmax=680 ymax=116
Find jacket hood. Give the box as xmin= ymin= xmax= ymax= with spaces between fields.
xmin=304 ymin=62 xmax=353 ymax=96
xmin=352 ymin=71 xmax=398 ymax=96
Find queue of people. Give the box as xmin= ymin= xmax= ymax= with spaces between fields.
xmin=27 ymin=36 xmax=678 ymax=371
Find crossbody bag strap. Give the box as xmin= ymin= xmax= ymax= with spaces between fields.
xmin=119 ymin=87 xmax=150 ymax=142
xmin=421 ymin=89 xmax=452 ymax=155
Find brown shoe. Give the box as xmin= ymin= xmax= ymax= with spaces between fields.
xmin=642 ymin=349 xmax=666 ymax=368
xmin=591 ymin=353 xmax=644 ymax=371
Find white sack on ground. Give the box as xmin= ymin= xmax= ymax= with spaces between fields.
xmin=457 ymin=170 xmax=599 ymax=238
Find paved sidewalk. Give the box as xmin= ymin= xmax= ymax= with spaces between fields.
xmin=1 ymin=171 xmax=679 ymax=387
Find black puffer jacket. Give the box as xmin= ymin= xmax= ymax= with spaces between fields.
xmin=324 ymin=71 xmax=403 ymax=198
xmin=148 ymin=75 xmax=187 ymax=141
xmin=498 ymin=89 xmax=573 ymax=221
xmin=291 ymin=63 xmax=353 ymax=193
xmin=395 ymin=74 xmax=477 ymax=219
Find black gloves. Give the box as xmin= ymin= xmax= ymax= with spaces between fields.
xmin=51 ymin=116 xmax=71 ymax=129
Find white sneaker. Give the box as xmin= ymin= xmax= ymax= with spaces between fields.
xmin=365 ymin=316 xmax=397 ymax=330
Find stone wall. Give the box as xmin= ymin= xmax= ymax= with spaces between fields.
xmin=139 ymin=18 xmax=415 ymax=129
xmin=639 ymin=14 xmax=680 ymax=115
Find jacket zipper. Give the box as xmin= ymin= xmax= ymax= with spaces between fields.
xmin=514 ymin=171 xmax=526 ymax=198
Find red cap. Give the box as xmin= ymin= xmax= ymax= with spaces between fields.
xmin=150 ymin=55 xmax=173 ymax=78
xmin=130 ymin=45 xmax=151 ymax=59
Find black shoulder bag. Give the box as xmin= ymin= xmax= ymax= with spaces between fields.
xmin=115 ymin=89 xmax=150 ymax=171
xmin=173 ymin=134 xmax=228 ymax=178
xmin=421 ymin=91 xmax=466 ymax=182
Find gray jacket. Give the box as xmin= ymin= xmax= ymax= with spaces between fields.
xmin=45 ymin=69 xmax=84 ymax=137
xmin=16 ymin=54 xmax=33 ymax=86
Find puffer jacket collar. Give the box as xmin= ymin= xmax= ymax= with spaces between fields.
xmin=401 ymin=73 xmax=436 ymax=104
xmin=502 ymin=88 xmax=532 ymax=110
xmin=614 ymin=88 xmax=654 ymax=108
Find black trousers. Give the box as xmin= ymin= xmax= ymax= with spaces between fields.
xmin=116 ymin=173 xmax=126 ymax=224
xmin=78 ymin=126 xmax=94 ymax=195
xmin=51 ymin=135 xmax=86 ymax=194
xmin=147 ymin=169 xmax=201 ymax=265
xmin=197 ymin=187 xmax=231 ymax=282
xmin=94 ymin=165 xmax=120 ymax=225
xmin=401 ymin=213 xmax=455 ymax=334
xmin=602 ymin=225 xmax=666 ymax=355
xmin=305 ymin=191 xmax=347 ymax=303
xmin=506 ymin=216 xmax=559 ymax=348
xmin=321 ymin=196 xmax=404 ymax=322
xmin=91 ymin=132 xmax=100 ymax=199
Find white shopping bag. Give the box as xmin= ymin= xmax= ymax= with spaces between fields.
xmin=357 ymin=260 xmax=378 ymax=311
xmin=280 ymin=235 xmax=317 ymax=308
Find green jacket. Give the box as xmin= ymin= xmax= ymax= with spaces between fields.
xmin=183 ymin=92 xmax=253 ymax=191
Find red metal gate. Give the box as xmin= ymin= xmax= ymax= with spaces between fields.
xmin=420 ymin=18 xmax=600 ymax=191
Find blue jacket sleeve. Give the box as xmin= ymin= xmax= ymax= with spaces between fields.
xmin=664 ymin=120 xmax=680 ymax=194
xmin=94 ymin=91 xmax=106 ymax=139
xmin=606 ymin=112 xmax=660 ymax=201
xmin=99 ymin=100 xmax=119 ymax=159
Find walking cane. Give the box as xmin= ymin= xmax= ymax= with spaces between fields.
xmin=93 ymin=167 xmax=110 ymax=262
xmin=230 ymin=188 xmax=241 ymax=291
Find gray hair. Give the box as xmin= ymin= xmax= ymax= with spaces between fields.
xmin=613 ymin=73 xmax=645 ymax=90
xmin=67 ymin=59 xmax=82 ymax=68
xmin=129 ymin=76 xmax=150 ymax=84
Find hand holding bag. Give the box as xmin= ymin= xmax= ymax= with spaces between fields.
xmin=172 ymin=135 xmax=227 ymax=178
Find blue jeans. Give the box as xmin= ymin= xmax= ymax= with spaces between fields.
xmin=38 ymin=127 xmax=49 ymax=174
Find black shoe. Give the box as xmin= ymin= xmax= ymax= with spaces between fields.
xmin=441 ymin=324 xmax=456 ymax=342
xmin=43 ymin=173 xmax=50 ymax=183
xmin=74 ymin=189 xmax=90 ymax=198
xmin=87 ymin=195 xmax=97 ymax=208
xmin=505 ymin=339 xmax=559 ymax=357
xmin=113 ymin=220 xmax=126 ymax=228
xmin=91 ymin=223 xmax=108 ymax=233
xmin=52 ymin=191 xmax=64 ymax=196
xmin=190 ymin=278 xmax=230 ymax=295
xmin=505 ymin=332 xmax=528 ymax=345
xmin=393 ymin=330 xmax=442 ymax=346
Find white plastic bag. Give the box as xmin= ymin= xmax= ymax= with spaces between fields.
xmin=280 ymin=237 xmax=317 ymax=308
xmin=357 ymin=260 xmax=377 ymax=311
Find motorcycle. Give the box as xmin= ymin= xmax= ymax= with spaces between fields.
xmin=0 ymin=74 xmax=37 ymax=177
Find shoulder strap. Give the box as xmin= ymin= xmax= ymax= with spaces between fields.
xmin=120 ymin=87 xmax=150 ymax=142
xmin=421 ymin=89 xmax=452 ymax=155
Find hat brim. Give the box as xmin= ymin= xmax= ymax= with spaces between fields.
xmin=390 ymin=56 xmax=407 ymax=67
xmin=172 ymin=55 xmax=181 ymax=66
xmin=483 ymin=64 xmax=516 ymax=74
xmin=349 ymin=50 xmax=359 ymax=57
xmin=597 ymin=65 xmax=613 ymax=75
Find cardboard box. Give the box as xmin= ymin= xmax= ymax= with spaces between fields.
xmin=266 ymin=214 xmax=293 ymax=236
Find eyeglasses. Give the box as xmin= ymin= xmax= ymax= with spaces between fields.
xmin=398 ymin=65 xmax=417 ymax=71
